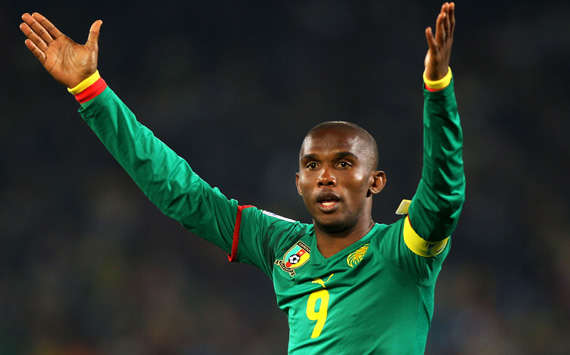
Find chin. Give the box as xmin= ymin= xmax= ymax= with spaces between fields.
xmin=314 ymin=215 xmax=356 ymax=235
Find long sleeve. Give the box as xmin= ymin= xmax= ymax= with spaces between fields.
xmin=408 ymin=76 xmax=466 ymax=242
xmin=76 ymin=84 xmax=238 ymax=253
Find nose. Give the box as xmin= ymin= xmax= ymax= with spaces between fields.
xmin=317 ymin=167 xmax=336 ymax=187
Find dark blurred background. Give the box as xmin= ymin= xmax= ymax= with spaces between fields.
xmin=3 ymin=0 xmax=570 ymax=354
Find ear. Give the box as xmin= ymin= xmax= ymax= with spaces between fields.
xmin=296 ymin=172 xmax=303 ymax=196
xmin=368 ymin=170 xmax=387 ymax=196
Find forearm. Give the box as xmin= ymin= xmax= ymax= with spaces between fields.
xmin=73 ymin=78 xmax=237 ymax=251
xmin=79 ymin=87 xmax=197 ymax=217
xmin=409 ymin=73 xmax=465 ymax=241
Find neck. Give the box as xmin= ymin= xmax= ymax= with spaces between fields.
xmin=314 ymin=217 xmax=375 ymax=258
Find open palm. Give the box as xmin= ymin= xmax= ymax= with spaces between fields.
xmin=20 ymin=12 xmax=102 ymax=88
xmin=424 ymin=2 xmax=455 ymax=81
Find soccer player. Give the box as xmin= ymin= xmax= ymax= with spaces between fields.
xmin=20 ymin=2 xmax=464 ymax=354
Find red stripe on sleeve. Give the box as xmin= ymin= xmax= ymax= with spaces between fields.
xmin=228 ymin=205 xmax=254 ymax=262
xmin=424 ymin=83 xmax=444 ymax=92
xmin=74 ymin=78 xmax=108 ymax=103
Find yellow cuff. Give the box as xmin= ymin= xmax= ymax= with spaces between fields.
xmin=67 ymin=71 xmax=100 ymax=95
xmin=423 ymin=67 xmax=452 ymax=90
xmin=403 ymin=216 xmax=449 ymax=257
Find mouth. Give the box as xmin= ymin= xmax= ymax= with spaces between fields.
xmin=316 ymin=191 xmax=341 ymax=213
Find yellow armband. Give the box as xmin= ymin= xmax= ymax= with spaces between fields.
xmin=403 ymin=216 xmax=449 ymax=257
xmin=423 ymin=67 xmax=452 ymax=91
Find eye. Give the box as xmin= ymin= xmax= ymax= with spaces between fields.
xmin=337 ymin=160 xmax=352 ymax=168
xmin=305 ymin=161 xmax=318 ymax=169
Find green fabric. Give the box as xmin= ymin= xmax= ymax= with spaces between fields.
xmin=410 ymin=79 xmax=465 ymax=241
xmin=78 ymin=79 xmax=464 ymax=354
xmin=79 ymin=88 xmax=238 ymax=253
xmin=246 ymin=220 xmax=451 ymax=354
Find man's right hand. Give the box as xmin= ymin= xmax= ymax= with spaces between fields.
xmin=20 ymin=13 xmax=102 ymax=89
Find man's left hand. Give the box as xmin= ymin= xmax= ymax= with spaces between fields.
xmin=424 ymin=2 xmax=455 ymax=80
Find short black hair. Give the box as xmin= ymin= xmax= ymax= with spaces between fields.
xmin=300 ymin=121 xmax=379 ymax=170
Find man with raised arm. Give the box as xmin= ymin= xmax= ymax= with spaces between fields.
xmin=20 ymin=2 xmax=464 ymax=354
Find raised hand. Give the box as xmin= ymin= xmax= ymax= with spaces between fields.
xmin=19 ymin=13 xmax=103 ymax=88
xmin=424 ymin=2 xmax=455 ymax=81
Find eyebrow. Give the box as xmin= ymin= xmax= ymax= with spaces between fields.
xmin=333 ymin=151 xmax=358 ymax=161
xmin=300 ymin=153 xmax=319 ymax=163
xmin=300 ymin=151 xmax=359 ymax=162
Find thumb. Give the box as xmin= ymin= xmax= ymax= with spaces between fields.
xmin=86 ymin=19 xmax=103 ymax=48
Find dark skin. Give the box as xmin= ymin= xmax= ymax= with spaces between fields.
xmin=19 ymin=13 xmax=102 ymax=88
xmin=20 ymin=3 xmax=456 ymax=258
xmin=297 ymin=125 xmax=386 ymax=258
xmin=425 ymin=2 xmax=456 ymax=81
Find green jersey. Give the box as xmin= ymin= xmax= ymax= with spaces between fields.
xmin=75 ymin=75 xmax=464 ymax=354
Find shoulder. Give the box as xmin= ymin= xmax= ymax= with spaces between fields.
xmin=242 ymin=207 xmax=312 ymax=248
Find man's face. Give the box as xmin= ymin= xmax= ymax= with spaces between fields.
xmin=296 ymin=127 xmax=384 ymax=233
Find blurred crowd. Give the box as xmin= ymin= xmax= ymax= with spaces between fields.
xmin=3 ymin=1 xmax=570 ymax=354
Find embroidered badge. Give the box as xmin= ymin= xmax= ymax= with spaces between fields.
xmin=275 ymin=241 xmax=311 ymax=277
xmin=347 ymin=244 xmax=369 ymax=268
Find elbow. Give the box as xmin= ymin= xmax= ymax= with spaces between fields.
xmin=411 ymin=177 xmax=466 ymax=241
xmin=436 ymin=179 xmax=466 ymax=222
xmin=434 ymin=187 xmax=465 ymax=239
xmin=442 ymin=180 xmax=465 ymax=213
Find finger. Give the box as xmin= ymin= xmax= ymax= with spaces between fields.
xmin=435 ymin=13 xmax=445 ymax=44
xmin=19 ymin=22 xmax=49 ymax=52
xmin=24 ymin=38 xmax=46 ymax=64
xmin=449 ymin=2 xmax=456 ymax=36
xmin=22 ymin=13 xmax=54 ymax=44
xmin=443 ymin=8 xmax=451 ymax=36
xmin=86 ymin=20 xmax=103 ymax=48
xmin=425 ymin=27 xmax=437 ymax=52
xmin=32 ymin=12 xmax=64 ymax=39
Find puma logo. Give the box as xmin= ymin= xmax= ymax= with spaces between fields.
xmin=312 ymin=273 xmax=334 ymax=288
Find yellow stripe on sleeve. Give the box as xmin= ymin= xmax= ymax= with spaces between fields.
xmin=403 ymin=216 xmax=449 ymax=257
xmin=423 ymin=67 xmax=452 ymax=90
xmin=67 ymin=70 xmax=101 ymax=95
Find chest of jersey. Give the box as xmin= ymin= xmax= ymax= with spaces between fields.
xmin=272 ymin=236 xmax=424 ymax=354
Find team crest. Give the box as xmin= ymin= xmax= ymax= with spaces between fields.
xmin=275 ymin=241 xmax=311 ymax=277
xmin=347 ymin=244 xmax=369 ymax=268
